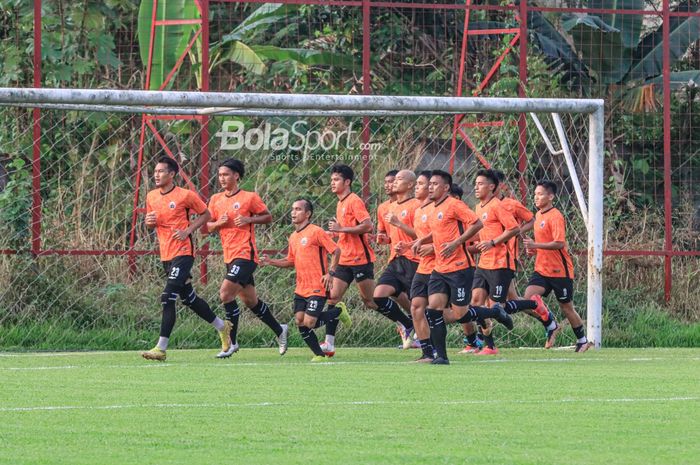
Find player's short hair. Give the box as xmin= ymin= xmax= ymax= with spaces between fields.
xmin=294 ymin=198 xmax=314 ymax=218
xmin=450 ymin=183 xmax=464 ymax=200
xmin=537 ymin=179 xmax=558 ymax=195
xmin=385 ymin=169 xmax=399 ymax=177
xmin=431 ymin=169 xmax=452 ymax=186
xmin=221 ymin=158 xmax=245 ymax=179
xmin=157 ymin=156 xmax=179 ymax=174
xmin=493 ymin=169 xmax=506 ymax=184
xmin=418 ymin=170 xmax=433 ymax=180
xmin=476 ymin=169 xmax=499 ymax=191
xmin=331 ymin=164 xmax=354 ymax=183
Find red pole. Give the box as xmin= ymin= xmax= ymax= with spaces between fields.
xmin=199 ymin=0 xmax=210 ymax=284
xmin=31 ymin=0 xmax=42 ymax=257
xmin=449 ymin=0 xmax=473 ymax=175
xmin=361 ymin=0 xmax=371 ymax=201
xmin=517 ymin=0 xmax=528 ymax=203
xmin=662 ymin=0 xmax=672 ymax=301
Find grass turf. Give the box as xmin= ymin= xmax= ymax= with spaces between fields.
xmin=1 ymin=348 xmax=699 ymax=465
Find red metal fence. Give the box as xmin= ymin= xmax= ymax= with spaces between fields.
xmin=18 ymin=0 xmax=700 ymax=303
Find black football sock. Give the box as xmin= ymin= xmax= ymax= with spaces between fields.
xmin=324 ymin=305 xmax=340 ymax=336
xmin=573 ymin=325 xmax=587 ymax=342
xmin=224 ymin=300 xmax=241 ymax=345
xmin=374 ymin=297 xmax=414 ymax=331
xmin=299 ymin=326 xmax=325 ymax=356
xmin=250 ymin=300 xmax=283 ymax=337
xmin=419 ymin=339 xmax=434 ymax=359
xmin=314 ymin=306 xmax=342 ymax=328
xmin=426 ymin=308 xmax=447 ymax=360
xmin=504 ymin=299 xmax=537 ymax=314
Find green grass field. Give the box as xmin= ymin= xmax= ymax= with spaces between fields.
xmin=1 ymin=348 xmax=699 ymax=465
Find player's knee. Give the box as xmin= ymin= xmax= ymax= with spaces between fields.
xmin=303 ymin=315 xmax=317 ymax=328
xmin=373 ymin=296 xmax=390 ymax=309
xmin=362 ymin=296 xmax=377 ymax=309
xmin=179 ymin=284 xmax=197 ymax=306
xmin=241 ymin=295 xmax=258 ymax=309
xmin=410 ymin=303 xmax=425 ymax=319
xmin=294 ymin=312 xmax=305 ymax=327
xmin=161 ymin=284 xmax=181 ymax=306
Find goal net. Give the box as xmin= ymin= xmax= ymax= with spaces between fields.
xmin=0 ymin=88 xmax=603 ymax=352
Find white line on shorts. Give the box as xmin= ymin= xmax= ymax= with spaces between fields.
xmin=1 ymin=396 xmax=698 ymax=413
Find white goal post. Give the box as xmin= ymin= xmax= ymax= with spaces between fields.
xmin=0 ymin=88 xmax=604 ymax=348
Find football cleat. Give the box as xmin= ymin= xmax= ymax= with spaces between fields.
xmin=218 ymin=320 xmax=233 ymax=353
xmin=430 ymin=357 xmax=450 ymax=365
xmin=320 ymin=341 xmax=335 ymax=357
xmin=545 ymin=321 xmax=562 ymax=349
xmin=458 ymin=344 xmax=481 ymax=355
xmin=310 ymin=355 xmax=330 ymax=363
xmin=141 ymin=347 xmax=166 ymax=361
xmin=278 ymin=324 xmax=289 ymax=355
xmin=337 ymin=302 xmax=352 ymax=328
xmin=575 ymin=341 xmax=593 ymax=353
xmin=397 ymin=325 xmax=414 ymax=350
xmin=475 ymin=347 xmax=499 ymax=356
xmin=216 ymin=342 xmax=239 ymax=359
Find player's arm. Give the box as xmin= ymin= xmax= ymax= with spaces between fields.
xmin=174 ymin=209 xmax=212 ymax=240
xmin=145 ymin=201 xmax=157 ymax=229
xmin=519 ymin=217 xmax=535 ymax=235
xmin=206 ymin=208 xmax=227 ymax=233
xmin=476 ymin=208 xmax=519 ymax=252
xmin=329 ymin=218 xmax=373 ymax=234
xmin=523 ymin=238 xmax=565 ymax=250
xmin=411 ymin=232 xmax=433 ymax=255
xmin=234 ymin=208 xmax=272 ymax=227
xmin=386 ymin=212 xmax=417 ymax=239
xmin=259 ymin=255 xmax=294 ymax=268
xmin=441 ymin=220 xmax=483 ymax=258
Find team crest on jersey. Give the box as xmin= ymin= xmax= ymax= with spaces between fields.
xmin=300 ymin=237 xmax=308 ymax=246
xmin=481 ymin=212 xmax=488 ymax=220
xmin=233 ymin=202 xmax=241 ymax=210
xmin=421 ymin=214 xmax=428 ymax=222
xmin=437 ymin=212 xmax=444 ymax=220
xmin=400 ymin=210 xmax=407 ymax=218
xmin=168 ymin=201 xmax=176 ymax=209
xmin=540 ymin=220 xmax=546 ymax=228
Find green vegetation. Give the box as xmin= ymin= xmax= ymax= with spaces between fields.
xmin=1 ymin=348 xmax=699 ymax=465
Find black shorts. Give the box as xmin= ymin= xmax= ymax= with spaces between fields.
xmin=528 ymin=272 xmax=574 ymax=303
xmin=162 ymin=255 xmax=194 ymax=287
xmin=293 ymin=294 xmax=327 ymax=318
xmin=225 ymin=258 xmax=256 ymax=286
xmin=378 ymin=256 xmax=419 ymax=296
xmin=471 ymin=268 xmax=515 ymax=303
xmin=428 ymin=268 xmax=474 ymax=306
xmin=410 ymin=272 xmax=431 ymax=299
xmin=334 ymin=263 xmax=374 ymax=284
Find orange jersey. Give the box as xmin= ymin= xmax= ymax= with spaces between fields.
xmin=533 ymin=208 xmax=575 ymax=279
xmin=146 ymin=186 xmax=208 ymax=262
xmin=429 ymin=196 xmax=479 ymax=273
xmin=500 ymin=197 xmax=534 ymax=267
xmin=376 ymin=200 xmax=393 ymax=234
xmin=336 ymin=192 xmax=376 ymax=266
xmin=208 ymin=189 xmax=268 ymax=263
xmin=385 ymin=198 xmax=421 ymax=263
xmin=286 ymin=223 xmax=338 ymax=297
xmin=414 ymin=201 xmax=436 ymax=274
xmin=475 ymin=197 xmax=519 ymax=270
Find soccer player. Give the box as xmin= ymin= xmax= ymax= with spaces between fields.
xmin=260 ymin=199 xmax=351 ymax=361
xmin=470 ymin=169 xmax=539 ymax=355
xmin=322 ymin=164 xmax=404 ymax=354
xmin=523 ymin=180 xmax=592 ymax=352
xmin=374 ymin=169 xmax=419 ymax=349
xmin=493 ymin=169 xmax=559 ymax=348
xmin=399 ymin=170 xmax=436 ymax=361
xmin=206 ymin=159 xmax=288 ymax=358
xmin=412 ymin=170 xmax=513 ymax=365
xmin=141 ymin=156 xmax=231 ymax=361
xmin=375 ymin=169 xmax=413 ymax=318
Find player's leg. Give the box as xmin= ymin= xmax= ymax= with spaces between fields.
xmin=323 ymin=268 xmax=353 ymax=352
xmin=374 ymin=260 xmax=414 ymax=339
xmin=524 ymin=274 xmax=561 ymax=348
xmin=239 ymin=285 xmax=288 ymax=355
xmin=410 ymin=272 xmax=433 ymax=361
xmin=143 ymin=260 xmax=183 ymax=360
xmin=294 ymin=296 xmax=326 ymax=359
xmin=553 ymin=278 xmax=590 ymax=352
xmin=426 ymin=291 xmax=450 ymax=364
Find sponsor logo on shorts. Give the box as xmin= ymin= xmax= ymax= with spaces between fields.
xmin=356 ymin=272 xmax=364 ymax=278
